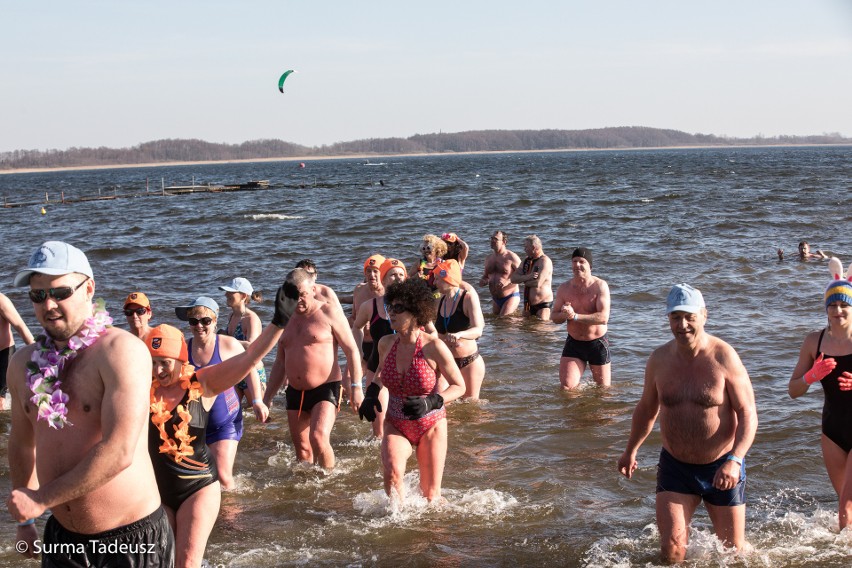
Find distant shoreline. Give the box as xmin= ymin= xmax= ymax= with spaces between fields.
xmin=2 ymin=143 xmax=849 ymax=175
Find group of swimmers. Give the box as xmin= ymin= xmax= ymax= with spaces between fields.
xmin=2 ymin=232 xmax=850 ymax=566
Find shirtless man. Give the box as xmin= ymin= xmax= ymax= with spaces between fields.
xmin=6 ymin=241 xmax=173 ymax=566
xmin=479 ymin=230 xmax=521 ymax=315
xmin=0 ymin=291 xmax=34 ymax=410
xmin=617 ymin=284 xmax=757 ymax=564
xmin=123 ymin=291 xmax=153 ymax=341
xmin=510 ymin=234 xmax=553 ymax=320
xmin=264 ymin=260 xmax=362 ymax=410
xmin=551 ymin=248 xmax=611 ymax=389
xmin=271 ymin=268 xmax=363 ymax=469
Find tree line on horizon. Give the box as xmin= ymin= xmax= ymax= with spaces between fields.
xmin=1 ymin=127 xmax=848 ymax=170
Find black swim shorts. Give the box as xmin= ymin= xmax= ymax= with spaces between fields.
xmin=285 ymin=381 xmax=343 ymax=414
xmin=42 ymin=506 xmax=175 ymax=567
xmin=560 ymin=334 xmax=611 ymax=366
xmin=526 ymin=301 xmax=553 ymax=316
xmin=656 ymin=448 xmax=746 ymax=507
xmin=0 ymin=345 xmax=14 ymax=395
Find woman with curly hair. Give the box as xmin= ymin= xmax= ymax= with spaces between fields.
xmin=359 ymin=278 xmax=465 ymax=502
xmin=411 ymin=234 xmax=447 ymax=289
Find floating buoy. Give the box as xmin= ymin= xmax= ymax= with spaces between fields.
xmin=40 ymin=207 xmax=46 ymax=215
xmin=299 ymin=163 xmax=306 ymax=168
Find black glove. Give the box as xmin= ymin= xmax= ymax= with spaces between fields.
xmin=402 ymin=393 xmax=444 ymax=419
xmin=359 ymin=382 xmax=383 ymax=422
xmin=271 ymin=282 xmax=299 ymax=328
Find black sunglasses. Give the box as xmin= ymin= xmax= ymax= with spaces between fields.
xmin=29 ymin=277 xmax=89 ymax=304
xmin=387 ymin=303 xmax=408 ymax=315
xmin=124 ymin=307 xmax=148 ymax=317
xmin=188 ymin=317 xmax=214 ymax=327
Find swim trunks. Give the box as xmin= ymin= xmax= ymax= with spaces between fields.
xmin=41 ymin=506 xmax=175 ymax=568
xmin=560 ymin=334 xmax=611 ymax=366
xmin=656 ymin=448 xmax=746 ymax=506
xmin=367 ymin=299 xmax=394 ymax=373
xmin=285 ymin=381 xmax=343 ymax=417
xmin=382 ymin=334 xmax=445 ymax=446
xmin=454 ymin=351 xmax=480 ymax=369
xmin=492 ymin=291 xmax=520 ymax=310
xmin=525 ymin=301 xmax=553 ymax=316
xmin=0 ymin=344 xmax=14 ymax=395
xmin=188 ymin=337 xmax=244 ymax=445
xmin=816 ymin=329 xmax=852 ymax=452
xmin=149 ymin=387 xmax=218 ymax=510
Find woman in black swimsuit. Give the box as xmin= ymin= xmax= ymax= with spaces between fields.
xmin=352 ymin=258 xmax=408 ymax=437
xmin=431 ymin=259 xmax=486 ymax=399
xmin=789 ymin=258 xmax=852 ymax=530
xmin=144 ymin=285 xmax=293 ymax=567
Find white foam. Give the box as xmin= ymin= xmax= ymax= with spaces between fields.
xmin=246 ymin=213 xmax=303 ymax=220
xmin=352 ymin=471 xmax=518 ymax=524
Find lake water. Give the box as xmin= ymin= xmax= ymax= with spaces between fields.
xmin=1 ymin=146 xmax=851 ymax=566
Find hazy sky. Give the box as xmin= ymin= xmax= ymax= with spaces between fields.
xmin=2 ymin=1 xmax=851 ymax=152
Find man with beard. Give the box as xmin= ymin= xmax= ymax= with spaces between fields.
xmin=6 ymin=241 xmax=173 ymax=566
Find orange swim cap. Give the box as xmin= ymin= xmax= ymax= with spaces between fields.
xmin=431 ymin=259 xmax=462 ymax=287
xmin=124 ymin=291 xmax=150 ymax=309
xmin=146 ymin=324 xmax=188 ymax=363
xmin=380 ymin=258 xmax=407 ymax=282
xmin=363 ymin=254 xmax=386 ymax=274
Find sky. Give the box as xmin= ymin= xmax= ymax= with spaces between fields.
xmin=2 ymin=0 xmax=851 ymax=152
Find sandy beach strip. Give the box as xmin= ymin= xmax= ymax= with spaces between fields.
xmin=2 ymin=144 xmax=849 ymax=175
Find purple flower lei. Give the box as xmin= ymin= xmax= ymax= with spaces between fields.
xmin=25 ymin=306 xmax=112 ymax=429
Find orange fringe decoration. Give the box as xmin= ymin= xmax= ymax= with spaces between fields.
xmin=150 ymin=363 xmax=206 ymax=468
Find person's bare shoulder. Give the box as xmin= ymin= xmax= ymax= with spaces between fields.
xmin=95 ymin=327 xmax=152 ymax=382
xmin=217 ymin=333 xmax=247 ymax=355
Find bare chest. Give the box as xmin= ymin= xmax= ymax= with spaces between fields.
xmin=486 ymin=254 xmax=514 ymax=276
xmin=658 ymin=371 xmax=726 ymax=409
xmin=564 ymin=283 xmax=598 ymax=312
xmin=282 ymin=312 xmax=332 ymax=349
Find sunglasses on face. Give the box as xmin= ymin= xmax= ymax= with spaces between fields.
xmin=29 ymin=277 xmax=89 ymax=304
xmin=387 ymin=303 xmax=408 ymax=315
xmin=188 ymin=317 xmax=214 ymax=327
xmin=124 ymin=307 xmax=148 ymax=317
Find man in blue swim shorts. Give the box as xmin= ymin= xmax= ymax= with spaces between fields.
xmin=479 ymin=230 xmax=522 ymax=316
xmin=551 ymin=247 xmax=611 ymax=389
xmin=617 ymin=284 xmax=757 ymax=563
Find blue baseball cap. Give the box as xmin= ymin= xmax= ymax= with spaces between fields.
xmin=219 ymin=277 xmax=253 ymax=295
xmin=666 ymin=284 xmax=705 ymax=314
xmin=13 ymin=241 xmax=93 ymax=287
xmin=175 ymin=296 xmax=219 ymax=321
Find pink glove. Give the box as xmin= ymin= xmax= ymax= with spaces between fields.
xmin=803 ymin=354 xmax=837 ymax=384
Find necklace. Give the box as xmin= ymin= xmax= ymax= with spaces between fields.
xmin=150 ymin=364 xmax=205 ymax=465
xmin=26 ymin=305 xmax=112 ymax=429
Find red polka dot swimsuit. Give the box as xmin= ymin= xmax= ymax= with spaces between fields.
xmin=382 ymin=333 xmax=445 ymax=445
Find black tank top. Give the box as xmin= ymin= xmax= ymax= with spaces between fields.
xmin=367 ymin=299 xmax=394 ymax=373
xmin=435 ymin=290 xmax=471 ymax=334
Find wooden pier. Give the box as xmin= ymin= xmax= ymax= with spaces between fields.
xmin=2 ymin=179 xmax=278 ymax=209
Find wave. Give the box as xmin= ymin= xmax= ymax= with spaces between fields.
xmin=246 ymin=213 xmax=304 ymax=220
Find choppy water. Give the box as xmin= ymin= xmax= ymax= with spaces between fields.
xmin=1 ymin=146 xmax=851 ymax=566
